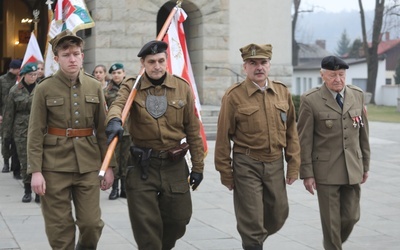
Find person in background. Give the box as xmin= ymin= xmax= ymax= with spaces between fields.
xmin=36 ymin=61 xmax=45 ymax=82
xmin=105 ymin=40 xmax=205 ymax=249
xmin=3 ymin=62 xmax=39 ymax=203
xmin=297 ymin=56 xmax=370 ymax=250
xmin=0 ymin=59 xmax=22 ymax=177
xmin=27 ymin=30 xmax=115 ymax=250
xmin=214 ymin=43 xmax=300 ymax=250
xmin=92 ymin=64 xmax=109 ymax=89
xmin=104 ymin=62 xmax=131 ymax=200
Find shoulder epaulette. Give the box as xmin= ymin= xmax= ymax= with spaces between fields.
xmin=124 ymin=76 xmax=137 ymax=82
xmin=225 ymin=82 xmax=242 ymax=95
xmin=84 ymin=72 xmax=97 ymax=80
xmin=347 ymin=84 xmax=363 ymax=92
xmin=304 ymin=87 xmax=320 ymax=96
xmin=38 ymin=75 xmax=52 ymax=83
xmin=172 ymin=74 xmax=190 ymax=85
xmin=271 ymin=80 xmax=287 ymax=88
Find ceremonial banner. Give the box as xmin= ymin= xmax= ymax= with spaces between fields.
xmin=21 ymin=32 xmax=44 ymax=67
xmin=163 ymin=7 xmax=208 ymax=154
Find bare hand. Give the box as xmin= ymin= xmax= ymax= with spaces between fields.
xmin=31 ymin=172 xmax=46 ymax=196
xmin=286 ymin=178 xmax=297 ymax=185
xmin=100 ymin=167 xmax=114 ymax=190
xmin=361 ymin=171 xmax=369 ymax=184
xmin=224 ymin=183 xmax=234 ymax=191
xmin=303 ymin=177 xmax=316 ymax=195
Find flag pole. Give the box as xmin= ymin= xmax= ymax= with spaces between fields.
xmin=99 ymin=0 xmax=183 ymax=179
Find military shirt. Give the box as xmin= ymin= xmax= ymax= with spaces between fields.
xmin=214 ymin=78 xmax=301 ymax=186
xmin=2 ymin=80 xmax=35 ymax=139
xmin=106 ymin=73 xmax=205 ymax=173
xmin=27 ymin=69 xmax=109 ymax=174
xmin=0 ymin=71 xmax=18 ymax=115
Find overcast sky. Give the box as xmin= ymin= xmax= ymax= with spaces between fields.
xmin=300 ymin=0 xmax=376 ymax=13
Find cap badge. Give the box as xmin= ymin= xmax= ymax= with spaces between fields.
xmin=32 ymin=66 xmax=36 ymax=70
xmin=112 ymin=65 xmax=117 ymax=70
xmin=151 ymin=44 xmax=158 ymax=54
xmin=251 ymin=46 xmax=256 ymax=56
xmin=334 ymin=65 xmax=339 ymax=70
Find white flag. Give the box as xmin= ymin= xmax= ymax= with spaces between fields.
xmin=21 ymin=32 xmax=44 ymax=68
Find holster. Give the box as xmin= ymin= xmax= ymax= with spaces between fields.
xmin=167 ymin=143 xmax=190 ymax=161
xmin=130 ymin=146 xmax=152 ymax=180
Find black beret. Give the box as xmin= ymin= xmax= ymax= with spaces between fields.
xmin=109 ymin=63 xmax=124 ymax=74
xmin=9 ymin=59 xmax=22 ymax=69
xmin=321 ymin=56 xmax=349 ymax=70
xmin=137 ymin=40 xmax=168 ymax=58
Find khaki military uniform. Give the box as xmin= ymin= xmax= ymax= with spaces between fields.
xmin=106 ymin=73 xmax=205 ymax=249
xmin=214 ymin=78 xmax=300 ymax=247
xmin=2 ymin=80 xmax=35 ymax=183
xmin=27 ymin=69 xmax=109 ymax=249
xmin=297 ymin=83 xmax=370 ymax=250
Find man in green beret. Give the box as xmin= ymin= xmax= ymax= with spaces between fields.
xmin=3 ymin=62 xmax=39 ymax=202
xmin=297 ymin=55 xmax=370 ymax=249
xmin=215 ymin=43 xmax=300 ymax=250
xmin=27 ymin=29 xmax=115 ymax=250
xmin=104 ymin=63 xmax=131 ymax=200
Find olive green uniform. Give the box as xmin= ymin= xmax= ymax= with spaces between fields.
xmin=106 ymin=73 xmax=205 ymax=249
xmin=297 ymin=84 xmax=370 ymax=250
xmin=2 ymin=80 xmax=35 ymax=183
xmin=27 ymin=69 xmax=109 ymax=250
xmin=215 ymin=79 xmax=300 ymax=248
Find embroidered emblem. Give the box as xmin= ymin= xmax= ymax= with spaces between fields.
xmin=146 ymin=89 xmax=167 ymax=118
xmin=151 ymin=44 xmax=158 ymax=54
xmin=251 ymin=45 xmax=256 ymax=56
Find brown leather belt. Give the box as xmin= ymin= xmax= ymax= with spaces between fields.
xmin=47 ymin=127 xmax=93 ymax=137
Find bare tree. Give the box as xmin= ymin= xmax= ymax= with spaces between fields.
xmin=359 ymin=0 xmax=385 ymax=104
xmin=292 ymin=0 xmax=301 ymax=66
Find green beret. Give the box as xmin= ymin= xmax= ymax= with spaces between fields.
xmin=240 ymin=43 xmax=272 ymax=61
xmin=50 ymin=29 xmax=83 ymax=53
xmin=137 ymin=40 xmax=168 ymax=58
xmin=109 ymin=63 xmax=124 ymax=73
xmin=321 ymin=56 xmax=349 ymax=70
xmin=19 ymin=62 xmax=38 ymax=76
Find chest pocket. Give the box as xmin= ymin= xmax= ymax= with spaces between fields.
xmin=319 ymin=111 xmax=340 ymax=129
xmin=46 ymin=97 xmax=65 ymax=116
xmin=85 ymin=95 xmax=99 ymax=118
xmin=237 ymin=105 xmax=261 ymax=133
xmin=274 ymin=102 xmax=289 ymax=130
xmin=166 ymin=99 xmax=186 ymax=126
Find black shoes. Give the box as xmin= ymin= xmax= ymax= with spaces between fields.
xmin=109 ymin=188 xmax=119 ymax=200
xmin=22 ymin=193 xmax=32 ymax=203
xmin=34 ymin=194 xmax=40 ymax=203
xmin=2 ymin=163 xmax=10 ymax=173
xmin=120 ymin=190 xmax=126 ymax=198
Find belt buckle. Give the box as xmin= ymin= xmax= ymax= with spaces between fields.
xmin=66 ymin=128 xmax=73 ymax=137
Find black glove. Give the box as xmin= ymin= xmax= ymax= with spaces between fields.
xmin=189 ymin=172 xmax=203 ymax=191
xmin=105 ymin=118 xmax=124 ymax=145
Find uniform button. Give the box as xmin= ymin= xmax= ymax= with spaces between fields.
xmin=74 ymin=102 xmax=78 ymax=106
xmin=75 ymin=120 xmax=79 ymax=124
xmin=73 ymin=85 xmax=77 ymax=89
xmin=73 ymin=93 xmax=78 ymax=97
xmin=75 ymin=111 xmax=79 ymax=115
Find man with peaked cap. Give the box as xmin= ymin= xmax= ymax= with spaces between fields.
xmin=104 ymin=62 xmax=131 ymax=200
xmin=0 ymin=59 xmax=22 ymax=175
xmin=27 ymin=29 xmax=115 ymax=250
xmin=105 ymin=40 xmax=205 ymax=249
xmin=214 ymin=43 xmax=300 ymax=250
xmin=297 ymin=55 xmax=370 ymax=249
xmin=3 ymin=62 xmax=40 ymax=203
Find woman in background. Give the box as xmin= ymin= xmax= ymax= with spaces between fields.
xmin=92 ymin=64 xmax=109 ymax=89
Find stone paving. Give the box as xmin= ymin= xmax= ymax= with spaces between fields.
xmin=0 ymin=121 xmax=399 ymax=249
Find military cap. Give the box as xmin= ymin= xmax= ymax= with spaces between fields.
xmin=109 ymin=63 xmax=124 ymax=74
xmin=240 ymin=43 xmax=273 ymax=61
xmin=19 ymin=62 xmax=38 ymax=76
xmin=49 ymin=29 xmax=83 ymax=53
xmin=321 ymin=56 xmax=349 ymax=70
xmin=137 ymin=40 xmax=168 ymax=58
xmin=9 ymin=59 xmax=22 ymax=69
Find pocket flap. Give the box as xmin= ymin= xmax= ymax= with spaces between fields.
xmin=349 ymin=109 xmax=362 ymax=117
xmin=46 ymin=97 xmax=64 ymax=106
xmin=168 ymin=99 xmax=186 ymax=109
xmin=319 ymin=111 xmax=340 ymax=120
xmin=44 ymin=135 xmax=58 ymax=145
xmin=238 ymin=106 xmax=259 ymax=116
xmin=312 ymin=152 xmax=330 ymax=161
xmin=170 ymin=180 xmax=189 ymax=194
xmin=274 ymin=102 xmax=289 ymax=112
xmin=85 ymin=95 xmax=100 ymax=104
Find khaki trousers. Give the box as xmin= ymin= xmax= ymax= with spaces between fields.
xmin=316 ymin=184 xmax=361 ymax=250
xmin=233 ymin=153 xmax=288 ymax=248
xmin=41 ymin=171 xmax=104 ymax=250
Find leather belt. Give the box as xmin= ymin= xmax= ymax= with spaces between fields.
xmin=47 ymin=127 xmax=93 ymax=137
xmin=150 ymin=150 xmax=169 ymax=159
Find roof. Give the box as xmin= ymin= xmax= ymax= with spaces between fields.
xmin=377 ymin=39 xmax=400 ymax=54
xmin=298 ymin=43 xmax=331 ymax=59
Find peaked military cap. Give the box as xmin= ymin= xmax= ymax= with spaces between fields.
xmin=9 ymin=59 xmax=22 ymax=69
xmin=137 ymin=40 xmax=168 ymax=58
xmin=321 ymin=56 xmax=349 ymax=70
xmin=50 ymin=29 xmax=83 ymax=53
xmin=19 ymin=62 xmax=38 ymax=76
xmin=240 ymin=43 xmax=273 ymax=61
xmin=109 ymin=63 xmax=124 ymax=74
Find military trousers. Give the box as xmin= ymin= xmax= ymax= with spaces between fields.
xmin=233 ymin=153 xmax=289 ymax=248
xmin=14 ymin=137 xmax=29 ymax=183
xmin=41 ymin=171 xmax=104 ymax=250
xmin=113 ymin=135 xmax=131 ymax=179
xmin=316 ymin=183 xmax=361 ymax=250
xmin=126 ymin=156 xmax=192 ymax=250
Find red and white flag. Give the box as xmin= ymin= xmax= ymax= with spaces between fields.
xmin=21 ymin=32 xmax=44 ymax=68
xmin=163 ymin=7 xmax=208 ymax=155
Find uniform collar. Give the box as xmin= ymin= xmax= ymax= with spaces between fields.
xmin=244 ymin=77 xmax=277 ymax=96
xmin=55 ymin=69 xmax=83 ymax=87
xmin=139 ymin=73 xmax=176 ymax=90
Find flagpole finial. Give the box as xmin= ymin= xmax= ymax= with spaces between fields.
xmin=45 ymin=0 xmax=53 ymax=9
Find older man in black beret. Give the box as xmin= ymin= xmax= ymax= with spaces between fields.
xmin=297 ymin=55 xmax=370 ymax=249
xmin=105 ymin=40 xmax=205 ymax=249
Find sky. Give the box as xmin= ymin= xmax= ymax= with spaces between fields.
xmin=300 ymin=0 xmax=376 ymax=13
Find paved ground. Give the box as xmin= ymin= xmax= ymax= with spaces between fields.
xmin=1 ymin=121 xmax=399 ymax=250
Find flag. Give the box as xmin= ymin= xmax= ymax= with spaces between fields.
xmin=44 ymin=0 xmax=95 ymax=76
xmin=21 ymin=32 xmax=44 ymax=67
xmin=163 ymin=7 xmax=208 ymax=155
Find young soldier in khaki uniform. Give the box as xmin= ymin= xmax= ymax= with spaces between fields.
xmin=3 ymin=62 xmax=39 ymax=203
xmin=105 ymin=40 xmax=205 ymax=250
xmin=104 ymin=63 xmax=131 ymax=200
xmin=214 ymin=43 xmax=300 ymax=250
xmin=297 ymin=56 xmax=370 ymax=250
xmin=27 ymin=30 xmax=115 ymax=250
